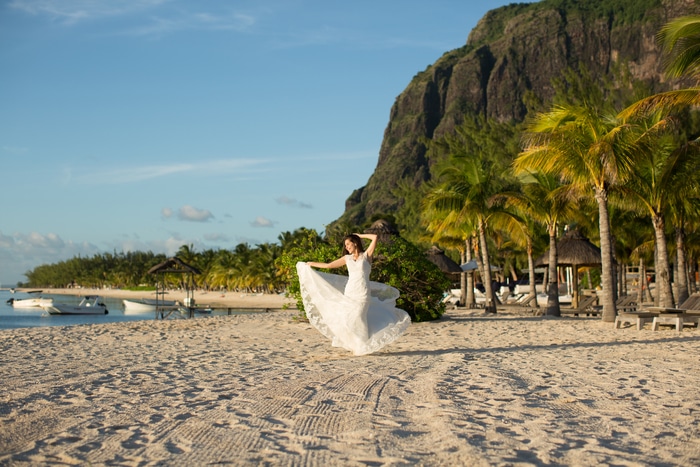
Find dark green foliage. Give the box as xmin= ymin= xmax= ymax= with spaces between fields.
xmin=467 ymin=3 xmax=536 ymax=48
xmin=275 ymin=228 xmax=340 ymax=318
xmin=275 ymin=226 xmax=450 ymax=322
xmin=23 ymin=251 xmax=167 ymax=289
xmin=538 ymin=0 xmax=662 ymax=26
xmin=371 ymin=235 xmax=451 ymax=322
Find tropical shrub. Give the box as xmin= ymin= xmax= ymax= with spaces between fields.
xmin=276 ymin=225 xmax=451 ymax=322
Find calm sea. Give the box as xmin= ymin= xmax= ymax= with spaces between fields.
xmin=0 ymin=289 xmax=236 ymax=330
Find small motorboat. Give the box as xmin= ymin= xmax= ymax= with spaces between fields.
xmin=123 ymin=298 xmax=179 ymax=314
xmin=6 ymin=290 xmax=53 ymax=308
xmin=44 ymin=296 xmax=108 ymax=315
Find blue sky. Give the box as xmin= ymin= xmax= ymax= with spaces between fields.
xmin=0 ymin=0 xmax=520 ymax=286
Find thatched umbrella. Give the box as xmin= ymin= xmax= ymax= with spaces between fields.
xmin=535 ymin=230 xmax=602 ymax=307
xmin=425 ymin=246 xmax=462 ymax=274
xmin=148 ymin=256 xmax=202 ymax=276
xmin=365 ymin=219 xmax=399 ymax=245
xmin=148 ymin=257 xmax=201 ymax=317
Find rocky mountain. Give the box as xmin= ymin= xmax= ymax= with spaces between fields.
xmin=336 ymin=0 xmax=700 ymax=230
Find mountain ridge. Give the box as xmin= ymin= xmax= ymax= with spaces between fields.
xmin=336 ymin=0 xmax=700 ymax=232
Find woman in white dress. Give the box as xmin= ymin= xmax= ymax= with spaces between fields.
xmin=296 ymin=233 xmax=411 ymax=356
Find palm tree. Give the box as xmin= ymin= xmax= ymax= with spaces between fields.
xmin=515 ymin=105 xmax=640 ymax=322
xmin=500 ymin=171 xmax=573 ymax=315
xmin=667 ymin=166 xmax=700 ymax=303
xmin=609 ymin=209 xmax=654 ymax=300
xmin=424 ymin=116 xmax=519 ymax=313
xmin=617 ymin=15 xmax=700 ymax=305
xmin=422 ymin=203 xmax=477 ymax=307
xmin=621 ymin=16 xmax=700 ymax=119
xmin=424 ymin=168 xmax=505 ymax=312
xmin=615 ymin=121 xmax=700 ymax=308
xmin=208 ymin=250 xmax=237 ymax=291
xmin=496 ymin=172 xmax=573 ymax=311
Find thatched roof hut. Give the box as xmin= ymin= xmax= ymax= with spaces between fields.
xmin=425 ymin=246 xmax=462 ymax=274
xmin=148 ymin=257 xmax=201 ymax=316
xmin=535 ymin=230 xmax=603 ymax=268
xmin=148 ymin=257 xmax=202 ymax=275
xmin=535 ymin=230 xmax=603 ymax=307
xmin=365 ymin=219 xmax=399 ymax=244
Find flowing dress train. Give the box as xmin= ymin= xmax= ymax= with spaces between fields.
xmin=296 ymin=254 xmax=411 ymax=356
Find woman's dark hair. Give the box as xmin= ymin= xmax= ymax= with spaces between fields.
xmin=341 ymin=234 xmax=364 ymax=255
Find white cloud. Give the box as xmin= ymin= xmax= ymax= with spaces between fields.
xmin=71 ymin=158 xmax=267 ymax=185
xmin=203 ymin=232 xmax=229 ymax=242
xmin=178 ymin=205 xmax=213 ymax=222
xmin=106 ymin=234 xmax=200 ymax=258
xmin=8 ymin=0 xmax=171 ymax=25
xmin=9 ymin=0 xmax=258 ymax=36
xmin=0 ymin=231 xmax=101 ymax=286
xmin=276 ymin=195 xmax=312 ymax=209
xmin=126 ymin=10 xmax=256 ymax=37
xmin=250 ymin=216 xmax=276 ymax=228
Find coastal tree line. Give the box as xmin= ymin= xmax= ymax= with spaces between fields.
xmin=23 ymin=235 xmax=300 ymax=294
xmin=21 ymin=16 xmax=700 ymax=323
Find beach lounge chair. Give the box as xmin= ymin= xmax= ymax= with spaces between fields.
xmin=517 ymin=294 xmax=536 ymax=307
xmin=639 ymin=293 xmax=700 ymax=331
xmin=616 ymin=294 xmax=638 ymax=312
xmin=612 ymin=295 xmax=655 ymax=330
xmin=496 ymin=293 xmax=538 ymax=313
xmin=614 ymin=311 xmax=656 ymax=330
xmin=560 ymin=294 xmax=598 ymax=317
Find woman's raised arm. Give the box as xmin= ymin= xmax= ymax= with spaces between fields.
xmin=355 ymin=233 xmax=378 ymax=259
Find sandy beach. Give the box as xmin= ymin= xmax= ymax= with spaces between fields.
xmin=1 ymin=304 xmax=699 ymax=466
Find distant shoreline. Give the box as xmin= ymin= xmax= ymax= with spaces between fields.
xmin=14 ymin=287 xmax=295 ymax=310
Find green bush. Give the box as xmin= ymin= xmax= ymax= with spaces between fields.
xmin=275 ymin=227 xmax=450 ymax=322
xmin=371 ymin=235 xmax=450 ymax=322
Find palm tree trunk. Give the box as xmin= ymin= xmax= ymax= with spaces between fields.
xmin=643 ymin=260 xmax=653 ymax=303
xmin=460 ymin=248 xmax=467 ymax=307
xmin=545 ymin=224 xmax=560 ymax=316
xmin=527 ymin=237 xmax=539 ymax=308
xmin=479 ymin=220 xmax=496 ymax=313
xmin=466 ymin=238 xmax=475 ymax=306
xmin=637 ymin=258 xmax=645 ymax=305
xmin=652 ymin=214 xmax=675 ymax=308
xmin=595 ymin=188 xmax=617 ymax=322
xmin=675 ymin=226 xmax=689 ymax=306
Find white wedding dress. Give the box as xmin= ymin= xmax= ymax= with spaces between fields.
xmin=296 ymin=253 xmax=411 ymax=356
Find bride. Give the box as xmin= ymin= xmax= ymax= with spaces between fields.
xmin=296 ymin=233 xmax=411 ymax=356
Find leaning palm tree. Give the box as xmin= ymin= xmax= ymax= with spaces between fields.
xmin=515 ymin=105 xmax=640 ymax=322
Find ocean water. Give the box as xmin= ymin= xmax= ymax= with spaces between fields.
xmin=0 ymin=289 xmax=225 ymax=330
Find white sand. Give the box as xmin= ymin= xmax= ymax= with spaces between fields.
xmin=0 ymin=307 xmax=699 ymax=466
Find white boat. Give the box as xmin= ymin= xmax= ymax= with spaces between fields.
xmin=122 ymin=298 xmax=178 ymax=314
xmin=44 ymin=296 xmax=108 ymax=315
xmin=7 ymin=297 xmax=54 ymax=308
xmin=6 ymin=290 xmax=53 ymax=308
